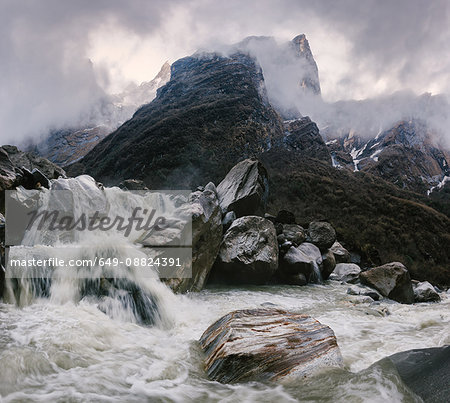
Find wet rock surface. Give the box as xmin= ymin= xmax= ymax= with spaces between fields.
xmin=413 ymin=281 xmax=441 ymax=303
xmin=330 ymin=263 xmax=361 ymax=283
xmin=209 ymin=216 xmax=278 ymax=285
xmin=382 ymin=346 xmax=450 ymax=403
xmin=199 ymin=308 xmax=343 ymax=383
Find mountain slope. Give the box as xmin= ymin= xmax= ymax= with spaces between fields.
xmin=327 ymin=119 xmax=450 ymax=194
xmin=68 ymin=53 xmax=285 ymax=188
xmin=66 ymin=37 xmax=450 ymax=286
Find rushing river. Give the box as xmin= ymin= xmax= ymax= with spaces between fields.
xmin=1 ymin=176 xmax=449 ymax=402
xmin=1 ymin=282 xmax=449 ymax=402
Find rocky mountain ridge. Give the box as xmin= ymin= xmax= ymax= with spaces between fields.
xmin=326 ymin=119 xmax=450 ymax=194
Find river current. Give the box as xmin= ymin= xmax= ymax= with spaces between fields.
xmin=1 ymin=282 xmax=449 ymax=402
xmin=1 ymin=176 xmax=449 ymax=402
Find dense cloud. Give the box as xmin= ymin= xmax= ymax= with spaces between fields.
xmin=0 ymin=0 xmax=449 ymax=145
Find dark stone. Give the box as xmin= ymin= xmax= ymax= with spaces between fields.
xmin=32 ymin=168 xmax=50 ymax=189
xmin=308 ymin=221 xmax=336 ymax=250
xmin=321 ymin=250 xmax=336 ymax=280
xmin=275 ymin=210 xmax=296 ymax=224
xmin=167 ymin=183 xmax=223 ymax=293
xmin=275 ymin=222 xmax=283 ymax=235
xmin=330 ymin=263 xmax=361 ymax=283
xmin=279 ymin=243 xmax=322 ymax=282
xmin=329 ymin=241 xmax=351 ymax=264
xmin=413 ymin=281 xmax=441 ymax=303
xmin=209 ymin=216 xmax=278 ymax=285
xmin=281 ymin=224 xmax=306 ymax=246
xmin=0 ymin=147 xmax=16 ymax=191
xmin=383 ymin=346 xmax=450 ymax=403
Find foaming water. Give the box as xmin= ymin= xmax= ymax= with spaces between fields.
xmin=1 ymin=282 xmax=449 ymax=402
xmin=4 ymin=175 xmax=186 ymax=326
xmin=1 ymin=176 xmax=448 ymax=401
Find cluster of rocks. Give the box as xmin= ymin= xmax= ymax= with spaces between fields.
xmin=201 ymin=158 xmax=348 ymax=288
xmin=163 ymin=158 xmax=444 ymax=307
xmin=330 ymin=260 xmax=441 ymax=304
xmin=0 ymin=145 xmax=66 ymax=193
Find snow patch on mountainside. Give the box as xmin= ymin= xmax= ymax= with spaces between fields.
xmin=427 ymin=176 xmax=450 ymax=196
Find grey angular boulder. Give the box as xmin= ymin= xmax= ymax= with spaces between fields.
xmin=199 ymin=309 xmax=343 ymax=383
xmin=210 ymin=216 xmax=278 ymax=285
xmin=279 ymin=242 xmax=322 ymax=283
xmin=160 ymin=183 xmax=223 ymax=293
xmin=329 ymin=241 xmax=351 ymax=263
xmin=216 ymin=159 xmax=268 ymax=218
xmin=413 ymin=281 xmax=441 ymax=303
xmin=359 ymin=262 xmax=414 ymax=304
xmin=308 ymin=221 xmax=336 ymax=250
xmin=330 ymin=263 xmax=361 ymax=283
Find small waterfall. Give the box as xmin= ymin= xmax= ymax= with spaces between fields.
xmin=309 ymin=260 xmax=323 ymax=284
xmin=4 ymin=175 xmax=188 ymax=326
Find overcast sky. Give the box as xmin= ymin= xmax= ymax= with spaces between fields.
xmin=1 ymin=0 xmax=449 ymax=143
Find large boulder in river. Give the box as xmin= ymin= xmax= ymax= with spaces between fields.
xmin=163 ymin=183 xmax=223 ymax=293
xmin=329 ymin=241 xmax=351 ymax=263
xmin=199 ymin=309 xmax=344 ymax=383
xmin=209 ymin=216 xmax=278 ymax=285
xmin=359 ymin=262 xmax=414 ymax=304
xmin=377 ymin=346 xmax=450 ymax=403
xmin=216 ymin=159 xmax=268 ymax=218
xmin=279 ymin=242 xmax=322 ymax=283
xmin=307 ymin=221 xmax=336 ymax=250
xmin=413 ymin=281 xmax=441 ymax=303
xmin=330 ymin=263 xmax=361 ymax=283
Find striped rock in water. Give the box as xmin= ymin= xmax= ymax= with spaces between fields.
xmin=199 ymin=309 xmax=343 ymax=383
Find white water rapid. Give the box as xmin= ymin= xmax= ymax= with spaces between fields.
xmin=1 ymin=176 xmax=449 ymax=402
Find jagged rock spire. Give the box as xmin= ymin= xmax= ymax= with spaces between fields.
xmin=290 ymin=34 xmax=321 ymax=95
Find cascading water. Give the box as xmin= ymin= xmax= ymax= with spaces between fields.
xmin=310 ymin=260 xmax=323 ymax=284
xmin=4 ymin=175 xmax=182 ymax=326
xmin=1 ymin=175 xmax=449 ymax=402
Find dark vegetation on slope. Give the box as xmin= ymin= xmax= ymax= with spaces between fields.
xmin=261 ymin=151 xmax=450 ymax=287
xmin=68 ymin=53 xmax=284 ymax=188
xmin=67 ymin=49 xmax=450 ymax=287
